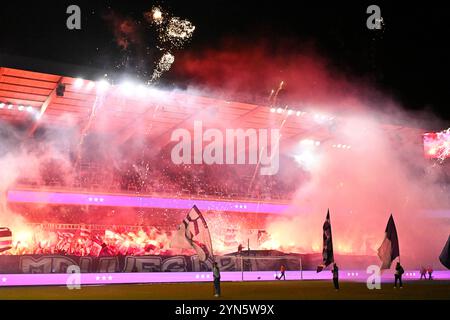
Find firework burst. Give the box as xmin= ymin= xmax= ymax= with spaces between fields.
xmin=143 ymin=5 xmax=196 ymax=82
xmin=161 ymin=17 xmax=196 ymax=49
xmin=437 ymin=127 xmax=450 ymax=163
xmin=151 ymin=52 xmax=175 ymax=81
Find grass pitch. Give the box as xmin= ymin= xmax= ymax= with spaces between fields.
xmin=0 ymin=280 xmax=449 ymax=300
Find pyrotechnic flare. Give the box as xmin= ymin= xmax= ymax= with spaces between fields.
xmin=377 ymin=214 xmax=400 ymax=269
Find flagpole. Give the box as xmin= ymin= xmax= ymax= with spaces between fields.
xmin=207 ymin=221 xmax=215 ymax=263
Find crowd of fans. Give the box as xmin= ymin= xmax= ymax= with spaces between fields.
xmin=16 ymin=147 xmax=305 ymax=201
xmin=1 ymin=223 xmax=273 ymax=257
xmin=1 ymin=225 xmax=184 ymax=257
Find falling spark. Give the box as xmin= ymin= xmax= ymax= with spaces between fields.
xmin=272 ymin=81 xmax=285 ymax=106
xmin=151 ymin=52 xmax=175 ymax=81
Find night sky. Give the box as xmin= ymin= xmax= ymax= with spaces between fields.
xmin=0 ymin=1 xmax=449 ymax=120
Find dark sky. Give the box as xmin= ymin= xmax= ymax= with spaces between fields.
xmin=0 ymin=1 xmax=449 ymax=120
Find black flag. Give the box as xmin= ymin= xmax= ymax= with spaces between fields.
xmin=439 ymin=235 xmax=450 ymax=269
xmin=377 ymin=214 xmax=400 ymax=269
xmin=317 ymin=209 xmax=334 ymax=272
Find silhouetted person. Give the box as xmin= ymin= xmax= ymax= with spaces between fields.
xmin=276 ymin=264 xmax=286 ymax=280
xmin=332 ymin=263 xmax=339 ymax=291
xmin=427 ymin=266 xmax=433 ymax=280
xmin=99 ymin=243 xmax=110 ymax=257
xmin=394 ymin=262 xmax=404 ymax=288
xmin=213 ymin=262 xmax=221 ymax=297
xmin=420 ymin=266 xmax=427 ymax=280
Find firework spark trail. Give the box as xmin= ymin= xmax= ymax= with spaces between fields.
xmin=247 ymin=95 xmax=288 ymax=194
xmin=268 ymin=89 xmax=275 ymax=103
xmin=151 ymin=52 xmax=175 ymax=82
xmin=271 ymin=81 xmax=284 ymax=106
xmin=75 ymin=94 xmax=106 ymax=166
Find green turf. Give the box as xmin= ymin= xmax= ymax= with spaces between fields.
xmin=0 ymin=280 xmax=449 ymax=300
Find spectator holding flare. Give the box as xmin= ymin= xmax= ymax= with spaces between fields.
xmin=213 ymin=262 xmax=221 ymax=297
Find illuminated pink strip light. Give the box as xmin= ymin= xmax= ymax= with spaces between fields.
xmin=0 ymin=271 xmax=449 ymax=287
xmin=7 ymin=190 xmax=290 ymax=214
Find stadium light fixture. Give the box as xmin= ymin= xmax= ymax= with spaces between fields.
xmin=96 ymin=79 xmax=110 ymax=92
xmin=86 ymin=81 xmax=95 ymax=90
xmin=74 ymin=78 xmax=84 ymax=89
xmin=120 ymin=81 xmax=137 ymax=96
xmin=136 ymin=84 xmax=148 ymax=97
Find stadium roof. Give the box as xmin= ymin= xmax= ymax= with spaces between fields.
xmin=0 ymin=66 xmax=424 ymax=148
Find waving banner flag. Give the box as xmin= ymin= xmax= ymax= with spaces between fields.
xmin=317 ymin=209 xmax=334 ymax=272
xmin=377 ymin=214 xmax=400 ymax=269
xmin=170 ymin=205 xmax=214 ymax=262
xmin=439 ymin=235 xmax=450 ymax=269
xmin=0 ymin=227 xmax=12 ymax=253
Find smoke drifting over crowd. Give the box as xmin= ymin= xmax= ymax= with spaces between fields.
xmin=0 ymin=38 xmax=449 ymax=268
xmin=173 ymin=40 xmax=450 ymax=267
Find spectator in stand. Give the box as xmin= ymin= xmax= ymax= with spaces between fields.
xmin=99 ymin=243 xmax=110 ymax=257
